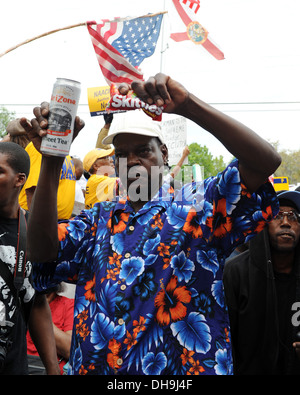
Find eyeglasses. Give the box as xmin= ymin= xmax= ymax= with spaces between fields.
xmin=274 ymin=210 xmax=300 ymax=223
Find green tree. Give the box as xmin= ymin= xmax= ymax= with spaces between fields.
xmin=0 ymin=106 xmax=16 ymax=138
xmin=187 ymin=142 xmax=227 ymax=178
xmin=268 ymin=140 xmax=300 ymax=185
xmin=274 ymin=149 xmax=300 ymax=185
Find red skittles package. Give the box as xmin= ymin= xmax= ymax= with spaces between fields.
xmin=106 ymin=84 xmax=166 ymax=121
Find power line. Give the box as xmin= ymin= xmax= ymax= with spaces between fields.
xmin=1 ymin=101 xmax=300 ymax=106
xmin=1 ymin=102 xmax=299 ymax=114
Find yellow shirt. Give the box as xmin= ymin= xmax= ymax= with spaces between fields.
xmin=85 ymin=174 xmax=118 ymax=209
xmin=19 ymin=142 xmax=41 ymax=210
xmin=19 ymin=142 xmax=76 ymax=220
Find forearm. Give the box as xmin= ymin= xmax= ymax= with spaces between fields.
xmin=27 ymin=156 xmax=64 ymax=262
xmin=178 ymin=93 xmax=281 ymax=191
xmin=25 ymin=186 xmax=36 ymax=210
xmin=28 ymin=294 xmax=60 ymax=375
xmin=95 ymin=126 xmax=111 ymax=149
xmin=53 ymin=326 xmax=72 ymax=360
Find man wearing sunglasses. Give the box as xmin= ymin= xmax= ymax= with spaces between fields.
xmin=223 ymin=190 xmax=300 ymax=375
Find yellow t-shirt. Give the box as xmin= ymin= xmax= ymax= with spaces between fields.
xmin=57 ymin=155 xmax=76 ymax=219
xmin=19 ymin=142 xmax=76 ymax=220
xmin=19 ymin=142 xmax=42 ymax=210
xmin=85 ymin=174 xmax=118 ymax=209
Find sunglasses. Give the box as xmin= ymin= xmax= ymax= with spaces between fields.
xmin=274 ymin=210 xmax=300 ymax=223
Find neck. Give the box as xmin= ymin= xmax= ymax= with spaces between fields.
xmin=271 ymin=250 xmax=295 ymax=274
xmin=128 ymin=186 xmax=160 ymax=213
xmin=130 ymin=200 xmax=146 ymax=213
xmin=0 ymin=201 xmax=20 ymax=219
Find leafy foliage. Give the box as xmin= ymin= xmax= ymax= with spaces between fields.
xmin=0 ymin=106 xmax=16 ymax=138
xmin=177 ymin=142 xmax=227 ymax=182
xmin=270 ymin=140 xmax=300 ymax=185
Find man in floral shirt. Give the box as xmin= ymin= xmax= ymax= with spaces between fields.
xmin=23 ymin=73 xmax=281 ymax=375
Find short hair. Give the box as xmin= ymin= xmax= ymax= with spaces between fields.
xmin=0 ymin=141 xmax=30 ymax=178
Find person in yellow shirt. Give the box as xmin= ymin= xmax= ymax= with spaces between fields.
xmin=95 ymin=113 xmax=113 ymax=150
xmin=83 ymin=147 xmax=119 ymax=209
xmin=5 ymin=119 xmax=76 ymax=220
xmin=18 ymin=142 xmax=76 ymax=220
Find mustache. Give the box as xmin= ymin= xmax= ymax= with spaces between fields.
xmin=277 ymin=230 xmax=296 ymax=239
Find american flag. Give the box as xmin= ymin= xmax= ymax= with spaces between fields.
xmin=87 ymin=13 xmax=164 ymax=86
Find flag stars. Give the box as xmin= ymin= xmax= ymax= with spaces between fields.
xmin=110 ymin=14 xmax=163 ymax=66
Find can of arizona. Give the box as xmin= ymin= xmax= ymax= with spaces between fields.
xmin=40 ymin=78 xmax=81 ymax=157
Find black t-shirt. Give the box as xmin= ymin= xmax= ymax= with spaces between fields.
xmin=0 ymin=216 xmax=35 ymax=375
xmin=275 ymin=270 xmax=300 ymax=375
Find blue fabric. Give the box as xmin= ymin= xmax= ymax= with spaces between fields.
xmin=33 ymin=160 xmax=279 ymax=375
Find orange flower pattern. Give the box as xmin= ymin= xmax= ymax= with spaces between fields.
xmin=33 ymin=160 xmax=278 ymax=375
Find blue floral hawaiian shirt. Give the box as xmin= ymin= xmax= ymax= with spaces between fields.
xmin=33 ymin=160 xmax=278 ymax=375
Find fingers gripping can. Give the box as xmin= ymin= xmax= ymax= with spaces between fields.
xmin=40 ymin=78 xmax=81 ymax=157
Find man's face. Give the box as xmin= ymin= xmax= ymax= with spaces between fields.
xmin=114 ymin=133 xmax=168 ymax=202
xmin=0 ymin=153 xmax=25 ymax=209
xmin=94 ymin=156 xmax=115 ymax=177
xmin=268 ymin=205 xmax=300 ymax=252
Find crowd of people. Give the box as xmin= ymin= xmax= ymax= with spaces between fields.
xmin=0 ymin=72 xmax=299 ymax=376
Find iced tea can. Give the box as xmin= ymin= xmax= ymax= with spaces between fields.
xmin=40 ymin=78 xmax=81 ymax=157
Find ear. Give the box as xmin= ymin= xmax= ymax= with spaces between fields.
xmin=90 ymin=161 xmax=99 ymax=174
xmin=16 ymin=173 xmax=26 ymax=188
xmin=160 ymin=144 xmax=168 ymax=165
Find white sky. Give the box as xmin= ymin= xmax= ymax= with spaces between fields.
xmin=0 ymin=0 xmax=299 ymax=164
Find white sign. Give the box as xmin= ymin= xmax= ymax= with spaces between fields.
xmin=162 ymin=117 xmax=187 ymax=166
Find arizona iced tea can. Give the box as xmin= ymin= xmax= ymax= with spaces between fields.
xmin=40 ymin=78 xmax=81 ymax=156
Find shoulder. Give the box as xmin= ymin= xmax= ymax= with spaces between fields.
xmin=87 ymin=174 xmax=104 ymax=184
xmin=25 ymin=143 xmax=42 ymax=166
xmin=224 ymin=249 xmax=250 ymax=278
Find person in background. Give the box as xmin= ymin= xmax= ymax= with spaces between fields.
xmin=95 ymin=113 xmax=114 ymax=150
xmin=3 ymin=118 xmax=31 ymax=148
xmin=4 ymin=119 xmax=76 ymax=220
xmin=223 ymin=190 xmax=300 ymax=375
xmin=22 ymin=72 xmax=281 ymax=375
xmin=164 ymin=145 xmax=190 ymax=189
xmin=0 ymin=142 xmax=59 ymax=375
xmin=72 ymin=157 xmax=84 ymax=183
xmin=83 ymin=147 xmax=119 ymax=208
xmin=72 ymin=157 xmax=85 ymax=210
xmin=27 ymin=283 xmax=74 ymax=375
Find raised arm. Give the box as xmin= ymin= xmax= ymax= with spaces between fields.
xmin=125 ymin=73 xmax=281 ymax=192
xmin=170 ymin=145 xmax=190 ymax=179
xmin=20 ymin=106 xmax=85 ymax=262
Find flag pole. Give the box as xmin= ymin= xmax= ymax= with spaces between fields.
xmin=160 ymin=0 xmax=168 ymax=73
xmin=0 ymin=22 xmax=92 ymax=58
xmin=0 ymin=12 xmax=168 ymax=59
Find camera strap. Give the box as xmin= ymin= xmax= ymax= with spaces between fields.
xmin=13 ymin=209 xmax=27 ymax=292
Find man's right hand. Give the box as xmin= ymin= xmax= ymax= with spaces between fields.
xmin=119 ymin=73 xmax=190 ymax=116
xmin=20 ymin=102 xmax=85 ymax=154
